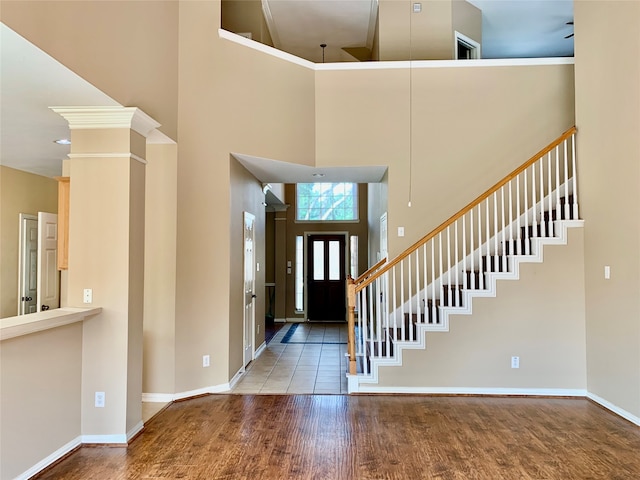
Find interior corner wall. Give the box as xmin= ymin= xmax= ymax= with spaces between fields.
xmin=574 ymin=0 xmax=640 ymax=420
xmin=315 ymin=63 xmax=575 ymax=260
xmin=0 ymin=166 xmax=58 ymax=319
xmin=143 ymin=143 xmax=177 ymax=395
xmin=229 ymin=157 xmax=266 ymax=376
xmin=175 ymin=0 xmax=315 ymax=392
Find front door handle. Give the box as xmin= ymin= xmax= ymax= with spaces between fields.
xmin=251 ymin=294 xmax=257 ymax=299
xmin=22 ymin=296 xmax=33 ymax=302
xmin=41 ymin=305 xmax=50 ymax=311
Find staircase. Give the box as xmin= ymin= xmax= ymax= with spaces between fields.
xmin=346 ymin=127 xmax=583 ymax=392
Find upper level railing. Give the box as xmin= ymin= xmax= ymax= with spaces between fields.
xmin=346 ymin=126 xmax=578 ymax=375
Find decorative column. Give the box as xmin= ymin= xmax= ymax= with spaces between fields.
xmin=51 ymin=106 xmax=160 ymax=444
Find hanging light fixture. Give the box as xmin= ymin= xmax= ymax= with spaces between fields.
xmin=320 ymin=43 xmax=327 ymax=63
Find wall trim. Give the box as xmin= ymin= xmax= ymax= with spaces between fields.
xmin=141 ymin=392 xmax=174 ymax=403
xmin=67 ymin=152 xmax=147 ymax=165
xmin=50 ymin=106 xmax=161 ymax=137
xmin=218 ymin=28 xmax=574 ymax=72
xmin=587 ymin=392 xmax=640 ymax=426
xmin=14 ymin=436 xmax=82 ymax=480
xmin=229 ymin=369 xmax=244 ymax=390
xmin=353 ymin=386 xmax=588 ymax=396
xmin=173 ymin=382 xmax=232 ymax=401
xmin=80 ymin=433 xmax=127 ymax=445
xmin=255 ymin=341 xmax=267 ymax=359
xmin=126 ymin=421 xmax=144 ymax=442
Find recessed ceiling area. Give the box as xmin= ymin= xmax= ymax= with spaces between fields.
xmin=234 ymin=152 xmax=387 ymax=184
xmin=0 ymin=23 xmax=120 ymax=178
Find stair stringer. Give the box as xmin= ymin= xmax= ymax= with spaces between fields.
xmin=349 ymin=219 xmax=584 ymax=392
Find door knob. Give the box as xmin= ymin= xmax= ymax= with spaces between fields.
xmin=22 ymin=296 xmax=33 ymax=301
xmin=251 ymin=294 xmax=257 ymax=299
xmin=41 ymin=305 xmax=50 ymax=311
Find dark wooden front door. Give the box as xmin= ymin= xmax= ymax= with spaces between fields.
xmin=307 ymin=234 xmax=346 ymax=321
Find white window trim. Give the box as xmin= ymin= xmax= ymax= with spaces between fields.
xmin=454 ymin=31 xmax=481 ymax=60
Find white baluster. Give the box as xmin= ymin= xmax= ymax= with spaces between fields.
xmin=400 ymin=262 xmax=405 ymax=342
xmin=462 ymin=214 xmax=467 ymax=290
xmin=478 ymin=205 xmax=484 ymax=288
xmin=524 ymin=169 xmax=529 ymax=255
xmin=555 ymin=145 xmax=561 ymax=222
xmin=392 ymin=266 xmax=398 ymax=343
xmin=415 ymin=249 xmax=421 ymax=328
xmin=532 ymin=163 xmax=538 ymax=239
xmin=446 ymin=226 xmax=452 ymax=306
xmin=501 ymin=186 xmax=507 ymax=272
xmin=422 ymin=244 xmax=427 ymax=323
xmin=508 ymin=181 xmax=513 ymax=255
xmin=572 ymin=134 xmax=579 ymax=219
xmin=439 ymin=232 xmax=444 ymax=305
xmin=539 ymin=156 xmax=545 ymax=236
xmin=430 ymin=240 xmax=436 ymax=323
xmin=493 ymin=192 xmax=499 ymax=262
xmin=516 ymin=174 xmax=521 ymax=255
xmin=454 ymin=221 xmax=459 ymax=306
xmin=407 ymin=256 xmax=413 ymax=342
xmin=485 ymin=197 xmax=490 ymax=274
xmin=564 ymin=138 xmax=569 ymax=220
xmin=470 ymin=208 xmax=475 ymax=289
xmin=547 ymin=152 xmax=552 ymax=236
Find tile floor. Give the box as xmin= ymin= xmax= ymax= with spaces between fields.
xmin=231 ymin=322 xmax=349 ymax=394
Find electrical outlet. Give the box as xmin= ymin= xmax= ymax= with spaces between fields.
xmin=398 ymin=226 xmax=405 ymax=237
xmin=83 ymin=288 xmax=93 ymax=304
xmin=604 ymin=265 xmax=610 ymax=279
xmin=95 ymin=391 xmax=105 ymax=408
xmin=203 ymin=355 xmax=210 ymax=367
xmin=511 ymin=356 xmax=520 ymax=369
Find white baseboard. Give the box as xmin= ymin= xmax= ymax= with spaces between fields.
xmin=81 ymin=433 xmax=127 ymax=444
xmin=127 ymin=421 xmax=144 ymax=442
xmin=274 ymin=318 xmax=286 ymax=323
xmin=587 ymin=392 xmax=640 ymax=426
xmin=142 ymin=392 xmax=174 ymax=403
xmin=286 ymin=317 xmax=306 ymax=323
xmin=229 ymin=369 xmax=244 ymax=390
xmin=15 ymin=436 xmax=82 ymax=480
xmin=173 ymin=381 xmax=232 ymax=401
xmin=354 ymin=386 xmax=588 ymax=397
xmin=254 ymin=341 xmax=267 ymax=359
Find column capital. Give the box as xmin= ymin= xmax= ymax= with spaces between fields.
xmin=50 ymin=106 xmax=161 ymax=138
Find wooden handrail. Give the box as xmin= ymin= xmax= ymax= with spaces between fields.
xmin=355 ymin=257 xmax=387 ymax=285
xmin=355 ymin=126 xmax=577 ymax=292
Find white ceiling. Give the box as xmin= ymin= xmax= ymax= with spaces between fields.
xmin=0 ymin=24 xmax=120 ymax=178
xmin=263 ymin=0 xmax=574 ymax=62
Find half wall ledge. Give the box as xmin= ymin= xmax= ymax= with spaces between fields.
xmin=0 ymin=307 xmax=102 ymax=341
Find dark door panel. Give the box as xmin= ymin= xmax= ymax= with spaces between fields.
xmin=307 ymin=234 xmax=346 ymax=321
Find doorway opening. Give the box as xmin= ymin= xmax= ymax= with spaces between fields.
xmin=454 ymin=31 xmax=481 ymax=60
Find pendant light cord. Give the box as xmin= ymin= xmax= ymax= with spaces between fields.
xmin=408 ymin=4 xmax=413 ymax=207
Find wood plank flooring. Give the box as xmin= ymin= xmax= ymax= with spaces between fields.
xmin=36 ymin=395 xmax=640 ymax=480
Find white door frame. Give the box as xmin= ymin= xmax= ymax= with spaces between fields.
xmin=243 ymin=211 xmax=256 ymax=367
xmin=18 ymin=213 xmax=38 ymax=315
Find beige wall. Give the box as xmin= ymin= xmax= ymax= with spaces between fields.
xmin=368 ymin=171 xmax=389 ymax=266
xmin=1 ymin=323 xmax=82 ymax=480
xmin=377 ymin=228 xmax=587 ymax=390
xmin=0 ymin=0 xmax=179 ymax=140
xmin=0 ymin=166 xmax=58 ymax=318
xmin=378 ymin=0 xmax=480 ymax=61
xmin=143 ymin=143 xmax=178 ymax=395
xmin=221 ymin=0 xmax=274 ymax=46
xmin=174 ymin=1 xmax=316 ymax=392
xmin=574 ymin=1 xmax=640 ymax=418
xmin=283 ymin=183 xmax=369 ymax=319
xmin=316 ymin=64 xmax=575 ymax=259
xmin=230 ymin=158 xmax=266 ymax=376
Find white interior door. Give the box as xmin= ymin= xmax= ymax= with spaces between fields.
xmin=37 ymin=212 xmax=59 ymax=312
xmin=18 ymin=214 xmax=38 ymax=314
xmin=243 ymin=212 xmax=256 ymax=367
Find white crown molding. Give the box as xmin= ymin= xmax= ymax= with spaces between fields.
xmin=67 ymin=152 xmax=147 ymax=165
xmin=146 ymin=128 xmax=177 ymax=145
xmin=50 ymin=106 xmax=161 ymax=137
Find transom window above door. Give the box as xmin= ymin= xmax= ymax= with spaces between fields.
xmin=296 ymin=183 xmax=358 ymax=222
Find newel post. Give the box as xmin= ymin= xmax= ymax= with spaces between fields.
xmin=347 ymin=275 xmax=357 ymax=375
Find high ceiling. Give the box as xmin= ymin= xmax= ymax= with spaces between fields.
xmin=262 ymin=0 xmax=574 ymax=62
xmin=1 ymin=1 xmax=574 ymax=180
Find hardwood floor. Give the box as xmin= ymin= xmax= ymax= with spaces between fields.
xmin=36 ymin=395 xmax=640 ymax=479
